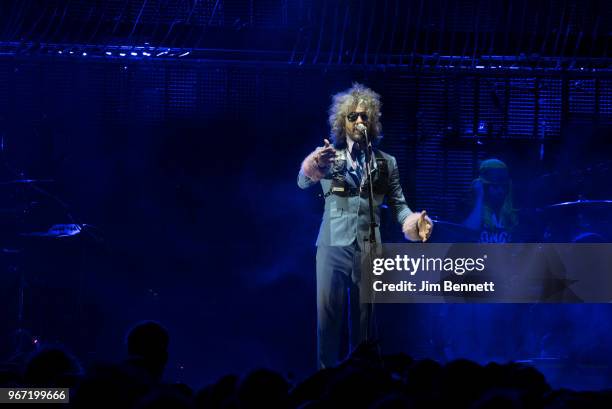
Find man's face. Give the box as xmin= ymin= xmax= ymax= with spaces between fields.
xmin=345 ymin=105 xmax=368 ymax=144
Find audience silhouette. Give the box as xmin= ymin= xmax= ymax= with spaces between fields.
xmin=1 ymin=321 xmax=610 ymax=408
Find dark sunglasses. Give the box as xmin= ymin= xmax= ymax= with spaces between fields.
xmin=346 ymin=112 xmax=369 ymax=122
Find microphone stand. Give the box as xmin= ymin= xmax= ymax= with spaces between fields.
xmin=359 ymin=126 xmax=379 ymax=348
xmin=361 ymin=128 xmax=378 ymax=251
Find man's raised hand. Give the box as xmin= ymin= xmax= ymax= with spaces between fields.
xmin=316 ymin=139 xmax=336 ymax=168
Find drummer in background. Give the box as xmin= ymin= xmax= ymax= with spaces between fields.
xmin=447 ymin=159 xmax=527 ymax=363
xmin=458 ymin=158 xmax=518 ymax=243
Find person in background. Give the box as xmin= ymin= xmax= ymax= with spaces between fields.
xmin=460 ymin=158 xmax=518 ymax=243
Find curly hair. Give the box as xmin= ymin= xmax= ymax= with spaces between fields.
xmin=328 ymin=83 xmax=383 ymax=149
xmin=482 ymin=186 xmax=518 ymax=231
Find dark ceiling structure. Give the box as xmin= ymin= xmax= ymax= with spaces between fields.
xmin=0 ymin=0 xmax=610 ymax=69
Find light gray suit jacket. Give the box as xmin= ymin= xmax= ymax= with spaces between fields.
xmin=298 ymin=148 xmax=413 ymax=247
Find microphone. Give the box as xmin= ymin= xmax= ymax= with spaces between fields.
xmin=356 ymin=124 xmax=369 ymax=148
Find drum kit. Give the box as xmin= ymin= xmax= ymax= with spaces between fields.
xmin=0 ymin=173 xmax=96 ymax=361
xmin=431 ymin=199 xmax=612 ymax=243
xmin=430 ymin=161 xmax=612 ymax=243
xmin=541 ymin=199 xmax=612 ymax=243
xmin=422 ymin=163 xmax=612 ymax=370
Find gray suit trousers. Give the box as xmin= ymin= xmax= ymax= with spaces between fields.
xmin=316 ymin=242 xmax=371 ymax=369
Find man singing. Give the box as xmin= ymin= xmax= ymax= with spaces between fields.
xmin=297 ymin=83 xmax=433 ymax=369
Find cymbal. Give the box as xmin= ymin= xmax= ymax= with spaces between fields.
xmin=0 ymin=179 xmax=54 ymax=185
xmin=545 ymin=199 xmax=612 ymax=209
xmin=541 ymin=199 xmax=612 ymax=242
xmin=19 ymin=224 xmax=82 ymax=238
xmin=432 ymin=219 xmax=476 ymax=231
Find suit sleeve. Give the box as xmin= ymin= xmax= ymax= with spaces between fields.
xmin=297 ymin=147 xmax=332 ymax=189
xmin=297 ymin=169 xmax=319 ymax=189
xmin=386 ymin=155 xmax=413 ymax=225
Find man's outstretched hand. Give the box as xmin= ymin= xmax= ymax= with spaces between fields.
xmin=417 ymin=210 xmax=433 ymax=242
xmin=402 ymin=210 xmax=434 ymax=242
xmin=315 ymin=139 xmax=336 ymax=168
xmin=300 ymin=139 xmax=337 ymax=182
